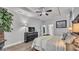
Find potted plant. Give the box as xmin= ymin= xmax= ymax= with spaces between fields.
xmin=0 ymin=8 xmax=13 ymax=49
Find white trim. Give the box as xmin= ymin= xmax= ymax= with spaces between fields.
xmin=3 ymin=41 xmax=24 ymax=49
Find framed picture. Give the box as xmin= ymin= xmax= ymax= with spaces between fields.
xmin=56 ymin=20 xmax=67 ymax=28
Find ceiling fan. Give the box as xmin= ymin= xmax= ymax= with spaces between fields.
xmin=35 ymin=7 xmax=52 ymax=16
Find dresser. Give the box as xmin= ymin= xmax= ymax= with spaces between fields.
xmin=24 ymin=32 xmax=38 ymax=42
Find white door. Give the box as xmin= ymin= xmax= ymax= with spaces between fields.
xmin=42 ymin=25 xmax=47 ymax=35
xmin=48 ymin=24 xmax=54 ymax=35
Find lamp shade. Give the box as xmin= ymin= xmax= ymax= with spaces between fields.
xmin=72 ymin=23 xmax=79 ymax=33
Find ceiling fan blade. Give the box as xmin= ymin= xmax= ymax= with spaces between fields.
xmin=46 ymin=10 xmax=52 ymax=12
xmin=45 ymin=13 xmax=48 ymax=16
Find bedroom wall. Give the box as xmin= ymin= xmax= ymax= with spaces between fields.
xmin=27 ymin=17 xmax=43 ymax=36
xmin=4 ymin=10 xmax=25 ymax=47
xmin=44 ymin=16 xmax=69 ymax=36
xmin=4 ymin=8 xmax=43 ymax=48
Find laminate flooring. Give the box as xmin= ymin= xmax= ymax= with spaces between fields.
xmin=4 ymin=41 xmax=33 ymax=51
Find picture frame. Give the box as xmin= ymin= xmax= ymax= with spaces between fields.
xmin=56 ymin=20 xmax=67 ymax=28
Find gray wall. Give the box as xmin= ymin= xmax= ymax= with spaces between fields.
xmin=4 ymin=9 xmax=43 ymax=47
xmin=44 ymin=16 xmax=69 ymax=36
xmin=27 ymin=18 xmax=43 ymax=36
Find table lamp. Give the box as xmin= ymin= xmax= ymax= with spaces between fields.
xmin=72 ymin=23 xmax=79 ymax=34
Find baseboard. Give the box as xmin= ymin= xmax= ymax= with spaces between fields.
xmin=3 ymin=41 xmax=24 ymax=49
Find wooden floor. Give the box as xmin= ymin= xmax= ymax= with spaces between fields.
xmin=4 ymin=41 xmax=33 ymax=51
xmin=3 ymin=41 xmax=76 ymax=51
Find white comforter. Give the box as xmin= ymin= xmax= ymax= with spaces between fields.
xmin=32 ymin=36 xmax=66 ymax=51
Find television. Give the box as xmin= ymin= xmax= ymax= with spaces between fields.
xmin=28 ymin=27 xmax=35 ymax=32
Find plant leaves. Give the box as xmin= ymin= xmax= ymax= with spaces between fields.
xmin=0 ymin=8 xmax=13 ymax=32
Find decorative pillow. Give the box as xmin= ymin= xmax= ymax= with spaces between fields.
xmin=64 ymin=34 xmax=76 ymax=44
xmin=72 ymin=37 xmax=79 ymax=48
xmin=62 ymin=33 xmax=68 ymax=40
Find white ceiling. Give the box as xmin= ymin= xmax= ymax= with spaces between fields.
xmin=6 ymin=7 xmax=79 ymax=21
xmin=20 ymin=7 xmax=79 ymax=21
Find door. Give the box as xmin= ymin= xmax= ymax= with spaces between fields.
xmin=48 ymin=24 xmax=54 ymax=35
xmin=42 ymin=25 xmax=47 ymax=35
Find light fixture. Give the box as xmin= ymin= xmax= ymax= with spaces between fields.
xmin=24 ymin=23 xmax=28 ymax=32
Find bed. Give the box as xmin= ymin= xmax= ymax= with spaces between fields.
xmin=31 ymin=35 xmax=66 ymax=51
